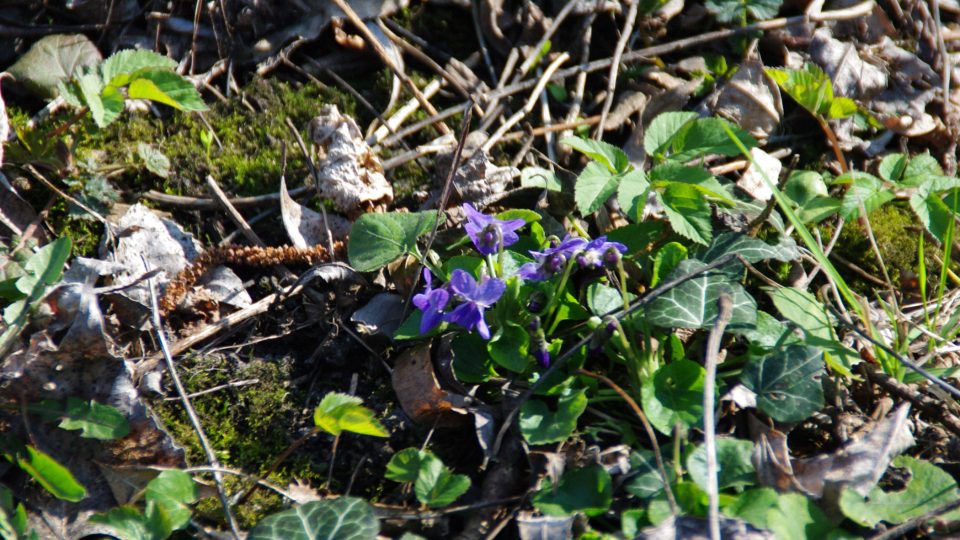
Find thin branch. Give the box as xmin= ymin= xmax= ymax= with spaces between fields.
xmin=596 ymin=0 xmax=640 ymax=137
xmin=146 ymin=264 xmax=241 ymax=539
xmin=704 ymin=295 xmax=733 ymax=540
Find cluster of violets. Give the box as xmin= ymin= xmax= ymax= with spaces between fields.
xmin=413 ymin=203 xmax=627 ymax=362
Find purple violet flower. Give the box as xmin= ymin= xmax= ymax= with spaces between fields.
xmin=517 ymin=235 xmax=588 ymax=281
xmin=443 ymin=269 xmax=506 ymax=339
xmin=412 ymin=269 xmax=449 ymax=334
xmin=463 ymin=203 xmax=526 ymax=256
xmin=576 ymin=236 xmax=628 ymax=269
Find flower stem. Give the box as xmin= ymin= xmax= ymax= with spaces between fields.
xmin=545 ymin=257 xmax=578 ymax=333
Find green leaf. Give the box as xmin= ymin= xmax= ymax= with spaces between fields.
xmin=766 ymin=492 xmax=840 ymax=540
xmin=488 ymin=323 xmax=530 ymax=372
xmin=910 ymin=189 xmax=957 ymax=243
xmin=496 ymin=208 xmax=540 ymax=224
xmin=767 ymin=287 xmax=856 ymax=373
xmin=840 ymin=456 xmax=960 ymax=527
xmin=783 ymin=170 xmax=829 ymax=206
xmin=561 ymin=136 xmax=629 ymax=173
xmin=126 ymin=69 xmax=207 ymax=111
xmin=650 ymin=163 xmax=734 ymax=204
xmin=137 ymin=143 xmax=171 ymax=179
xmin=248 ymin=497 xmax=379 ymax=540
xmin=724 ymin=487 xmax=780 ymax=528
xmin=144 ymin=470 xmax=198 ymax=538
xmin=646 ymin=259 xmax=757 ymax=329
xmin=706 ymin=0 xmax=782 ymax=22
xmin=766 ymin=64 xmax=846 ymax=118
xmin=738 ymin=311 xmax=800 ymax=349
xmin=575 ymin=161 xmax=621 ymax=215
xmin=89 ymin=506 xmax=149 ymax=540
xmin=827 ymin=97 xmax=858 ymax=119
xmin=348 ymin=211 xmax=437 ymax=271
xmin=533 ymin=465 xmax=613 ymax=517
xmin=100 ymin=49 xmax=177 ymax=87
xmin=700 ymin=232 xmax=799 ymax=266
xmin=626 ymin=450 xmax=676 ymax=500
xmin=586 ymin=282 xmax=633 ymax=316
xmin=414 ymin=455 xmax=471 ymax=508
xmin=521 ymin=166 xmax=564 ymax=192
xmin=0 ymin=438 xmax=86 ymax=502
xmin=878 ymin=153 xmax=909 ymax=182
xmin=616 ymin=169 xmax=650 ymax=221
xmin=659 ymin=183 xmax=713 ymax=245
xmin=644 ymin=112 xmax=698 ymax=160
xmin=385 ymin=448 xmax=428 ymax=483
xmin=25 ymin=237 xmax=71 ymax=286
xmin=651 ymin=242 xmax=687 ymax=287
xmin=641 ymin=359 xmax=707 ymax=435
xmin=837 ymin=172 xmax=894 ymax=220
xmin=313 ymin=393 xmax=388 ymax=438
xmin=687 ymin=438 xmax=756 ymax=491
xmin=741 ymin=345 xmax=824 ymax=423
xmin=520 ymin=388 xmax=588 ymax=444
xmin=451 ymin=332 xmax=497 ymax=383
xmin=7 ymin=34 xmax=101 ymax=99
xmin=32 ymin=397 xmax=130 ymax=440
xmin=670 ymin=117 xmax=757 ymax=162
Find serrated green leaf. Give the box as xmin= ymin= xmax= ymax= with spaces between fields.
xmin=385 ymin=448 xmax=428 ymax=483
xmin=126 ymin=69 xmax=207 ymax=111
xmin=910 ymin=188 xmax=958 ymax=243
xmin=646 ymin=259 xmax=757 ymax=329
xmin=520 ymin=388 xmax=588 ymax=444
xmin=534 ymin=465 xmax=612 ymax=517
xmin=100 ymin=49 xmax=177 ymax=87
xmin=561 ymin=136 xmax=629 ymax=173
xmin=840 ymin=456 xmax=960 ymax=527
xmin=348 ymin=211 xmax=438 ymax=271
xmin=687 ymin=438 xmax=756 ymax=491
xmin=32 ymin=397 xmax=131 ymax=440
xmin=625 ymin=450 xmax=676 ymax=500
xmin=827 ymin=97 xmax=858 ymax=119
xmin=248 ymin=497 xmax=379 ymax=540
xmin=616 ymin=169 xmax=649 ymax=221
xmin=724 ymin=487 xmax=779 ymax=528
xmin=660 ymin=183 xmax=713 ymax=245
xmin=144 ymin=470 xmax=198 ymax=538
xmin=741 ymin=345 xmax=824 ymax=422
xmin=670 ymin=117 xmax=757 ymax=162
xmin=137 ymin=143 xmax=171 ymax=179
xmin=878 ymin=153 xmax=908 ymax=182
xmin=766 ymin=64 xmax=836 ymax=117
xmin=575 ymin=161 xmax=621 ymax=215
xmin=313 ymin=392 xmax=388 ymax=437
xmin=837 ymin=172 xmax=894 ymax=220
xmin=414 ymin=455 xmax=471 ymax=508
xmin=644 ymin=111 xmax=698 ymax=161
xmin=641 ymin=359 xmax=708 ymax=435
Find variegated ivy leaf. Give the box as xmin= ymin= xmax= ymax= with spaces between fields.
xmin=645 ymin=259 xmax=757 ymax=329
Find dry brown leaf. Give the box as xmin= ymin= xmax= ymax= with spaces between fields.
xmin=711 ymin=56 xmax=783 ymax=140
xmin=391 ymin=343 xmax=471 ymax=427
xmin=279 ymin=175 xmax=350 ymax=246
xmin=737 ymin=148 xmax=782 ymax=201
xmin=809 ymin=27 xmax=887 ymax=100
xmin=309 ymin=105 xmax=393 ymax=216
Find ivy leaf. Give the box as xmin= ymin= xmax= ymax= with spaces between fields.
xmin=313 ymin=393 xmax=388 ymax=438
xmin=641 ymin=359 xmax=708 ymax=435
xmin=561 ymin=136 xmax=629 ymax=173
xmin=646 ymin=259 xmax=757 ymax=329
xmin=348 ymin=211 xmax=437 ymax=272
xmin=533 ymin=465 xmax=613 ymax=517
xmin=706 ymin=0 xmax=782 ymax=22
xmin=741 ymin=345 xmax=825 ymax=423
xmin=575 ymin=161 xmax=622 ymax=215
xmin=767 ymin=287 xmax=857 ymax=374
xmin=700 ymin=232 xmax=799 ymax=266
xmin=248 ymin=497 xmax=379 ymax=540
xmin=660 ymin=182 xmax=713 ymax=245
xmin=840 ymin=456 xmax=960 ymax=527
xmin=520 ymin=389 xmax=588 ymax=444
xmin=687 ymin=438 xmax=756 ymax=491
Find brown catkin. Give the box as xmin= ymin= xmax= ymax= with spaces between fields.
xmin=158 ymin=243 xmax=343 ymax=316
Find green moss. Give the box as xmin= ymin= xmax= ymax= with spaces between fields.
xmin=85 ymin=78 xmax=359 ymax=197
xmin=832 ymin=204 xmax=935 ymax=292
xmin=153 ymin=354 xmax=321 ymax=528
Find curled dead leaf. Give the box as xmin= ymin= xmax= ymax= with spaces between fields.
xmin=391 ymin=343 xmax=471 ymax=427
